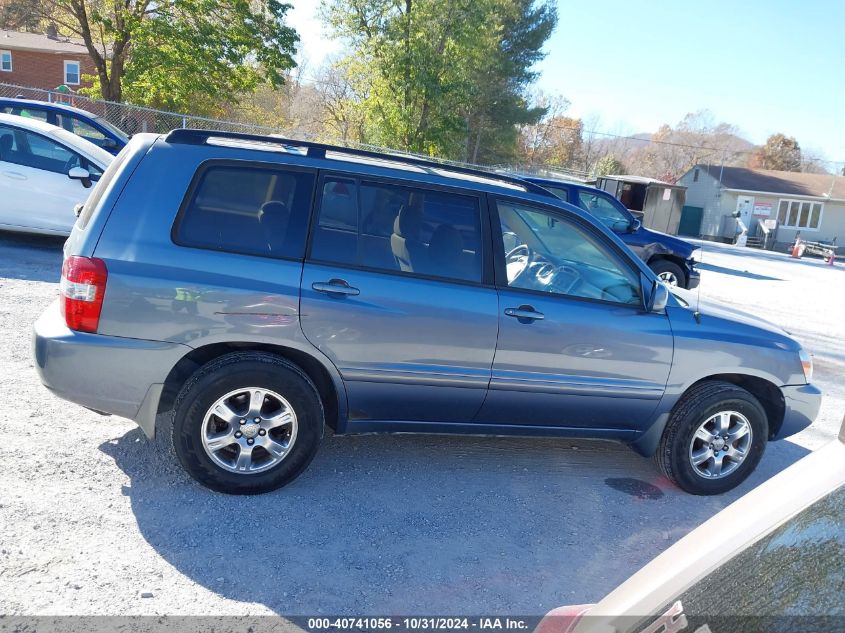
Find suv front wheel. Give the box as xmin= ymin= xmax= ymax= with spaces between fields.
xmin=172 ymin=352 xmax=324 ymax=494
xmin=655 ymin=381 xmax=768 ymax=495
xmin=649 ymin=259 xmax=686 ymax=288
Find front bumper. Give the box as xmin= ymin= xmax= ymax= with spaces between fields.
xmin=776 ymin=383 xmax=822 ymax=439
xmin=686 ymin=262 xmax=701 ymax=290
xmin=33 ymin=301 xmax=190 ymax=436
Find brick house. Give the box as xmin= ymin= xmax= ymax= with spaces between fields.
xmin=0 ymin=28 xmax=96 ymax=91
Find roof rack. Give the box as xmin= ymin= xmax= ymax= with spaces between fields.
xmin=165 ymin=128 xmax=555 ymax=198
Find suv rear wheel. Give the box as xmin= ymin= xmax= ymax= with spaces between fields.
xmin=172 ymin=352 xmax=324 ymax=494
xmin=655 ymin=381 xmax=768 ymax=495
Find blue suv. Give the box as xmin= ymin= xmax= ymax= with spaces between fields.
xmin=33 ymin=131 xmax=819 ymax=495
xmin=525 ymin=177 xmax=700 ymax=289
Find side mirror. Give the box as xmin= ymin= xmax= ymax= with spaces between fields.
xmin=68 ymin=166 xmax=92 ymax=189
xmin=628 ymin=219 xmax=641 ymax=233
xmin=645 ymin=279 xmax=670 ymax=313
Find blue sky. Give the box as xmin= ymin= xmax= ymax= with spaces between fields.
xmin=288 ymin=0 xmax=845 ymax=165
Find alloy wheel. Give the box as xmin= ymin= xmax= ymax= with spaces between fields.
xmin=200 ymin=387 xmax=298 ymax=474
xmin=688 ymin=410 xmax=753 ymax=479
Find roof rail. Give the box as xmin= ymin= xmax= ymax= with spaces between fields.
xmin=165 ymin=128 xmax=555 ymax=198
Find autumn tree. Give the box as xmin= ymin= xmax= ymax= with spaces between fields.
xmin=516 ymin=93 xmax=582 ymax=167
xmin=594 ymin=154 xmax=625 ymax=176
xmin=749 ymin=133 xmax=802 ymax=172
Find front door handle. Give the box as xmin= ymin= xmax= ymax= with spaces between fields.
xmin=312 ymin=279 xmax=360 ymax=297
xmin=504 ymin=305 xmax=544 ymax=321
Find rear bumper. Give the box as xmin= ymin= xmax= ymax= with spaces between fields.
xmin=775 ymin=383 xmax=822 ymax=439
xmin=33 ymin=301 xmax=189 ymax=435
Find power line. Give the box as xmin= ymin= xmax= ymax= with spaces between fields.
xmin=288 ymin=72 xmax=845 ymax=168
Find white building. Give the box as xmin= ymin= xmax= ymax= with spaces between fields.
xmin=678 ymin=165 xmax=845 ymax=249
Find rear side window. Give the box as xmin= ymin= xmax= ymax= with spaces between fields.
xmin=174 ymin=164 xmax=315 ymax=259
xmin=77 ymin=146 xmax=132 ymax=229
xmin=309 ymin=177 xmax=483 ymax=283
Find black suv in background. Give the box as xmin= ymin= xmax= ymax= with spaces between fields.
xmin=525 ymin=176 xmax=700 ymax=289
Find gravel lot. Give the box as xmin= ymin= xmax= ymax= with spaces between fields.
xmin=0 ymin=232 xmax=842 ymax=617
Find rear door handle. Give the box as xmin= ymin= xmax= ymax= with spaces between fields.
xmin=312 ymin=279 xmax=360 ymax=297
xmin=504 ymin=305 xmax=544 ymax=321
xmin=1 ymin=171 xmax=26 ymax=181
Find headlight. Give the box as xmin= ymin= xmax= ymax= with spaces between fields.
xmin=799 ymin=349 xmax=813 ymax=383
xmin=689 ymin=248 xmax=702 ymax=262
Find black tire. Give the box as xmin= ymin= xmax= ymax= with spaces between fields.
xmin=172 ymin=352 xmax=324 ymax=494
xmin=655 ymin=381 xmax=768 ymax=495
xmin=649 ymin=259 xmax=686 ymax=288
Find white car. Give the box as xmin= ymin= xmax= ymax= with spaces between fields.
xmin=0 ymin=112 xmax=113 ymax=236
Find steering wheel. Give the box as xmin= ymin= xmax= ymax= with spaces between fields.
xmin=505 ymin=244 xmax=531 ymax=281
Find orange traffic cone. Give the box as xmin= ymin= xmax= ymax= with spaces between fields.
xmin=827 ymin=251 xmax=836 ymax=266
xmin=791 ymin=241 xmax=802 ymax=258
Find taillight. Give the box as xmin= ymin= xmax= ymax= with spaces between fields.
xmin=60 ymin=256 xmax=108 ymax=333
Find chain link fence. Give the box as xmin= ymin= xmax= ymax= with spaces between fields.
xmin=0 ymin=81 xmax=278 ymax=136
xmin=0 ymin=81 xmax=598 ymax=187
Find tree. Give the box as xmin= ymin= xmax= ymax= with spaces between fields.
xmin=749 ymin=133 xmax=802 ymax=172
xmin=594 ymin=154 xmax=625 ymax=176
xmin=6 ymin=0 xmax=298 ymax=111
xmin=321 ymin=0 xmax=556 ymax=160
xmin=626 ymin=111 xmax=752 ymax=181
xmin=464 ymin=0 xmax=557 ymax=164
xmin=0 ymin=0 xmax=42 ymax=31
xmin=516 ymin=93 xmax=582 ymax=168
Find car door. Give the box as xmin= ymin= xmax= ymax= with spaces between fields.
xmin=0 ymin=123 xmax=97 ymax=233
xmin=475 ymin=197 xmax=674 ymax=438
xmin=300 ymin=175 xmax=498 ymax=426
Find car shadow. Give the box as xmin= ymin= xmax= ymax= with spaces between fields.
xmin=0 ymin=231 xmax=64 ymax=283
xmin=697 ymin=262 xmax=783 ymax=281
xmin=99 ymin=423 xmax=811 ymax=614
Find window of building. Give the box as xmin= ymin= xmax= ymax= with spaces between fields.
xmin=693 ymin=168 xmax=699 ymax=182
xmin=777 ymin=199 xmax=823 ymax=230
xmin=309 ymin=178 xmax=484 ymax=283
xmin=64 ymin=60 xmax=81 ymax=85
xmin=0 ymin=50 xmax=11 ymax=72
xmin=174 ymin=164 xmax=315 ymax=259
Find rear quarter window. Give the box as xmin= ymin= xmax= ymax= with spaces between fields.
xmin=173 ymin=163 xmax=315 ymax=259
xmin=77 ymin=148 xmax=131 ymax=229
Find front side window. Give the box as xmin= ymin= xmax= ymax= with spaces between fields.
xmin=497 ymin=200 xmax=641 ymax=305
xmin=1 ymin=50 xmax=11 ymax=71
xmin=777 ymin=199 xmax=822 ymax=230
xmin=64 ymin=60 xmax=81 ymax=85
xmin=174 ymin=164 xmax=315 ymax=258
xmin=0 ymin=123 xmax=98 ymax=177
xmin=309 ymin=178 xmax=483 ymax=283
xmin=578 ymin=190 xmax=631 ymax=231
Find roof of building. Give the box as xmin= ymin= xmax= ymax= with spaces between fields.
xmin=692 ymin=164 xmax=845 ymax=200
xmin=599 ymin=174 xmax=685 ymax=188
xmin=0 ymin=29 xmax=89 ymax=55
